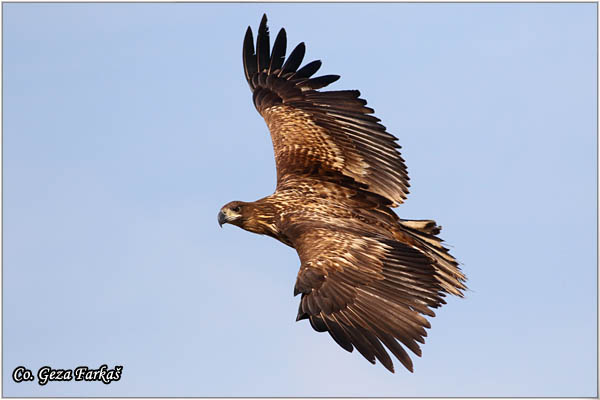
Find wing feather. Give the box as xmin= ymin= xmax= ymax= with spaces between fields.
xmin=280 ymin=42 xmax=305 ymax=76
xmin=256 ymin=14 xmax=270 ymax=73
xmin=242 ymin=15 xmax=410 ymax=206
xmin=293 ymin=60 xmax=322 ymax=79
xmin=269 ymin=28 xmax=287 ymax=73
xmin=242 ymin=27 xmax=256 ymax=86
xmin=287 ymin=221 xmax=466 ymax=372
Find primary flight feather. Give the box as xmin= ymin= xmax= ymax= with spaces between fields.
xmin=218 ymin=14 xmax=466 ymax=373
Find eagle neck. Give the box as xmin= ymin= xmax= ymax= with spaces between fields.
xmin=243 ymin=198 xmax=279 ymax=238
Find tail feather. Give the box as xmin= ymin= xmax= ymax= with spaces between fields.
xmin=395 ymin=219 xmax=466 ymax=297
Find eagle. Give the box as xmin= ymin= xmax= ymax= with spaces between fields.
xmin=217 ymin=14 xmax=466 ymax=373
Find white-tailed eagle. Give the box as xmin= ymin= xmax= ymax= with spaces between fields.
xmin=218 ymin=14 xmax=466 ymax=373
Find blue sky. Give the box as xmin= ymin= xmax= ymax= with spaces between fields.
xmin=3 ymin=2 xmax=597 ymax=397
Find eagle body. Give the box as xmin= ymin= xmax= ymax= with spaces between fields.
xmin=218 ymin=15 xmax=466 ymax=373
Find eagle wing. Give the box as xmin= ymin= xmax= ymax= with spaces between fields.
xmin=285 ymin=220 xmax=463 ymax=373
xmin=243 ymin=15 xmax=410 ymax=206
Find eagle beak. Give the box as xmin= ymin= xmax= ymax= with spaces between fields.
xmin=218 ymin=210 xmax=227 ymax=227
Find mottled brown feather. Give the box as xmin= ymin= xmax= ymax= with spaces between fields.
xmin=242 ymin=15 xmax=410 ymax=207
xmin=282 ymin=219 xmax=463 ymax=373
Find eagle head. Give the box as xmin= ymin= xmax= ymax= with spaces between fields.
xmin=218 ymin=201 xmax=246 ymax=228
xmin=218 ymin=200 xmax=280 ymax=239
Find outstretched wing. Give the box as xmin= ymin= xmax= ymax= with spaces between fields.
xmin=243 ymin=15 xmax=410 ymax=207
xmin=285 ymin=221 xmax=466 ymax=373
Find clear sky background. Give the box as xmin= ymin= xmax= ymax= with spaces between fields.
xmin=3 ymin=2 xmax=597 ymax=397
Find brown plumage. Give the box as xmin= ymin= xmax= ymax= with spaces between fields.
xmin=218 ymin=14 xmax=466 ymax=373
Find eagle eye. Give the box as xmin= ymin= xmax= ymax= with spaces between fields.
xmin=231 ymin=206 xmax=241 ymax=213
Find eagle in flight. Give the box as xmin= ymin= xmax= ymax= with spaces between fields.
xmin=218 ymin=15 xmax=466 ymax=373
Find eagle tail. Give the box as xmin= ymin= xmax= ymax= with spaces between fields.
xmin=396 ymin=219 xmax=466 ymax=297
